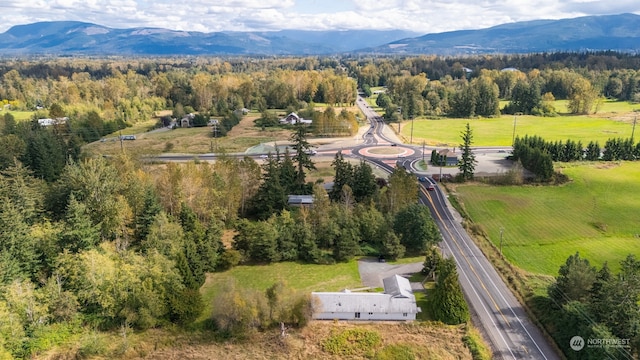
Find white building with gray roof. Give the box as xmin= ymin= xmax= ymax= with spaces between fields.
xmin=311 ymin=274 xmax=420 ymax=321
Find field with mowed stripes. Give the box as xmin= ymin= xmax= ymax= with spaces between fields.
xmin=454 ymin=161 xmax=640 ymax=276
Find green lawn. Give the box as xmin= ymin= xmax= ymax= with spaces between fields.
xmin=400 ymin=100 xmax=639 ymax=146
xmin=2 ymin=110 xmax=36 ymax=121
xmin=454 ymin=162 xmax=640 ymax=276
xmin=199 ymin=260 xmax=362 ymax=321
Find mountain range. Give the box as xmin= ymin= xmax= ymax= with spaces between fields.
xmin=0 ymin=13 xmax=639 ymax=56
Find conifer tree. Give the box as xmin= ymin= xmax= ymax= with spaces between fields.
xmin=431 ymin=258 xmax=470 ymax=325
xmin=458 ymin=122 xmax=477 ymax=181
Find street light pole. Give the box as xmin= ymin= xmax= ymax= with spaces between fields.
xmin=422 ymin=140 xmax=425 ymax=162
xmin=632 ymin=116 xmax=637 ymax=141
xmin=499 ymin=227 xmax=504 ymax=255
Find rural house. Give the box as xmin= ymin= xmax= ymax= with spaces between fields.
xmin=279 ymin=112 xmax=312 ymax=125
xmin=311 ymin=275 xmax=420 ymax=321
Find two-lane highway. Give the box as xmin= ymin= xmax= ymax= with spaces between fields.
xmin=357 ymin=97 xmax=560 ymax=359
xmin=419 ymin=179 xmax=559 ymax=359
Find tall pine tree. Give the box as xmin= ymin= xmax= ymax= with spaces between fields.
xmin=458 ymin=122 xmax=477 ymax=181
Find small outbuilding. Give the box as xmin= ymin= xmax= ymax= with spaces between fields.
xmin=438 ymin=148 xmax=459 ymax=166
xmin=311 ymin=275 xmax=420 ymax=321
xmin=287 ymin=195 xmax=314 ymax=208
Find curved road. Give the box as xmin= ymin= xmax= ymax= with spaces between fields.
xmin=355 ymin=96 xmax=559 ymax=359
xmin=150 ymin=96 xmax=561 ymax=359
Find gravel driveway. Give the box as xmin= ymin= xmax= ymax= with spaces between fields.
xmin=358 ymin=257 xmax=424 ymax=291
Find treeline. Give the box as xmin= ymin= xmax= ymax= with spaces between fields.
xmin=350 ymin=52 xmax=640 ymax=121
xmin=255 ymin=105 xmax=359 ymax=137
xmin=348 ymin=52 xmax=640 ymax=88
xmin=2 ymin=52 xmax=640 ymax=142
xmin=540 ymin=253 xmax=640 ymax=359
xmin=0 ymin=112 xmax=82 ymax=181
xmin=0 ymin=58 xmax=357 ymax=125
xmin=512 ymin=135 xmax=640 ymax=181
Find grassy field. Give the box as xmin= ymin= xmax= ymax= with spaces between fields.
xmin=131 ymin=322 xmax=477 ymax=360
xmin=453 ymin=161 xmax=640 ymax=276
xmin=1 ymin=110 xmax=36 ymax=121
xmin=84 ymin=114 xmax=294 ymax=156
xmin=199 ymin=260 xmax=362 ymax=323
xmin=398 ymin=99 xmax=639 ymax=146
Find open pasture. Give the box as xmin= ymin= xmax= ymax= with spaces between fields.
xmin=400 ymin=100 xmax=639 ymax=146
xmin=454 ymin=162 xmax=640 ymax=275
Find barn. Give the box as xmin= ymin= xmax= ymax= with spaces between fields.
xmin=311 ymin=275 xmax=420 ymax=321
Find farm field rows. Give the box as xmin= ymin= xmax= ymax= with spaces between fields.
xmin=454 ymin=162 xmax=640 ymax=276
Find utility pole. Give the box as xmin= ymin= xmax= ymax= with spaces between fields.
xmin=512 ymin=115 xmax=517 ymax=147
xmin=422 ymin=140 xmax=425 ymax=162
xmin=632 ymin=116 xmax=637 ymax=141
xmin=119 ymin=130 xmax=124 ymax=152
xmin=410 ymin=116 xmax=414 ymax=144
xmin=499 ymin=227 xmax=504 ymax=255
xmin=212 ymin=123 xmax=218 ymax=151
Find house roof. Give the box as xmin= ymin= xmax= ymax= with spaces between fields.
xmin=382 ymin=274 xmax=413 ymax=298
xmin=311 ymin=291 xmax=419 ymax=314
xmin=311 ymin=275 xmax=419 ymax=314
xmin=287 ymin=195 xmax=314 ymax=205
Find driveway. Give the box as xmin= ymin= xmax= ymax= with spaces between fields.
xmin=357 ymin=257 xmax=424 ymax=291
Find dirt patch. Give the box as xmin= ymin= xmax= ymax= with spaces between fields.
xmin=592 ymin=162 xmax=621 ymax=170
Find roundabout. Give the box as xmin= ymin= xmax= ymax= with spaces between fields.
xmin=354 ymin=145 xmax=417 ymax=159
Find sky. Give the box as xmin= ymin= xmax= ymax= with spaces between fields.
xmin=1 ymin=0 xmax=640 ymax=35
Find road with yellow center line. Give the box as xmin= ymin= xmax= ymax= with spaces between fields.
xmin=416 ymin=179 xmax=560 ymax=360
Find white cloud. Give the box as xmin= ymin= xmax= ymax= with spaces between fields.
xmin=0 ymin=0 xmax=639 ymax=34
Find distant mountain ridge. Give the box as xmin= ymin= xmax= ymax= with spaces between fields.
xmin=369 ymin=13 xmax=640 ymax=55
xmin=0 ymin=21 xmax=418 ymax=55
xmin=0 ymin=13 xmax=639 ymax=56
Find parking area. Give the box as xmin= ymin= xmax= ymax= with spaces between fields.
xmin=357 ymin=257 xmax=424 ymax=291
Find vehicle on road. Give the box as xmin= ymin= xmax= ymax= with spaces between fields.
xmin=418 ymin=176 xmax=427 ymax=182
xmin=427 ymin=184 xmax=435 ymax=191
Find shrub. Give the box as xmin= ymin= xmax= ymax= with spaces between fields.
xmin=76 ymin=331 xmax=108 ymax=359
xmin=322 ymin=328 xmax=381 ymax=357
xmin=23 ymin=321 xmax=81 ymax=356
xmin=374 ymin=344 xmax=415 ymax=360
xmin=169 ymin=288 xmax=204 ymax=325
